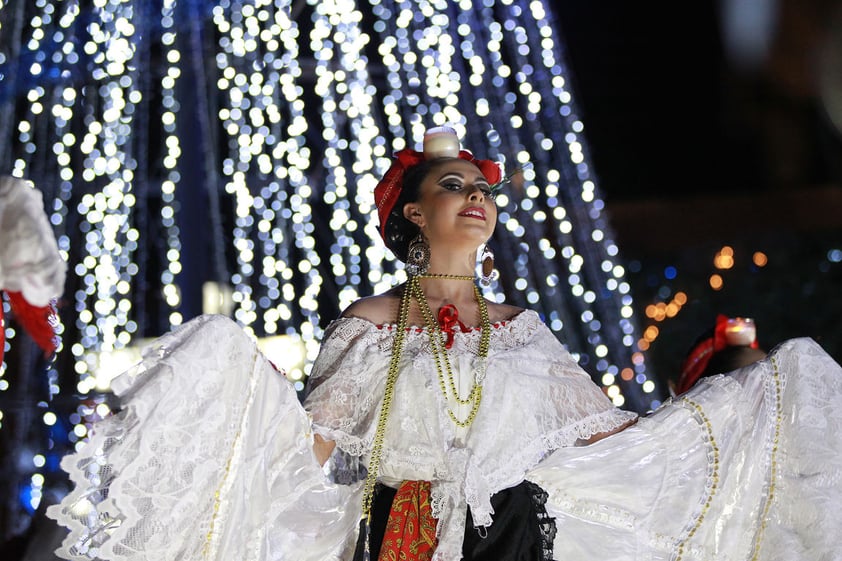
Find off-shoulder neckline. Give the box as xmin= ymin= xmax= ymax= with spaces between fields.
xmin=333 ymin=308 xmax=538 ymax=333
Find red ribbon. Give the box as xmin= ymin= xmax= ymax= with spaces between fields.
xmin=0 ymin=290 xmax=59 ymax=364
xmin=374 ymin=148 xmax=502 ymax=242
xmin=437 ymin=304 xmax=468 ymax=349
xmin=712 ymin=314 xmax=730 ymax=353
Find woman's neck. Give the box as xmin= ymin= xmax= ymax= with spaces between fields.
xmin=412 ymin=250 xmax=480 ymax=306
xmin=425 ymin=251 xmax=475 ymax=276
xmin=414 ymin=277 xmax=478 ymax=319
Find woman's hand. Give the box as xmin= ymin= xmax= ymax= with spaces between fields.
xmin=313 ymin=433 xmax=336 ymax=466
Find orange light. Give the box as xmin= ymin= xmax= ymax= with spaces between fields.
xmin=645 ymin=304 xmax=657 ymax=318
xmin=714 ymin=253 xmax=734 ymax=270
xmin=621 ymin=368 xmax=634 ymax=381
xmin=714 ymin=246 xmax=736 ymax=270
xmin=674 ymin=291 xmax=687 ymax=305
xmin=654 ymin=302 xmax=667 ymax=322
xmin=632 ymin=352 xmax=644 ymax=365
xmin=753 ymin=251 xmax=768 ymax=267
xmin=665 ymin=303 xmax=679 ymax=317
xmin=709 ymin=274 xmax=723 ymax=290
xmin=644 ymin=325 xmax=659 ymax=341
xmin=638 ymin=339 xmax=650 ymax=351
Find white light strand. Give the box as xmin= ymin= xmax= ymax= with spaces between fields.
xmin=524 ymin=1 xmax=650 ymax=403
xmin=309 ymin=0 xmax=385 ymax=325
xmin=159 ymin=0 xmax=185 ymax=327
xmin=72 ymin=0 xmax=140 ymax=398
xmin=213 ymin=0 xmax=323 ymax=378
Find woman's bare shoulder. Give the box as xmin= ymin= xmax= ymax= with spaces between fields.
xmin=485 ymin=300 xmax=527 ymax=324
xmin=340 ymin=288 xmax=402 ymax=325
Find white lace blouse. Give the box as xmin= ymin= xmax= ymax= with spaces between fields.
xmin=304 ymin=309 xmax=636 ymax=559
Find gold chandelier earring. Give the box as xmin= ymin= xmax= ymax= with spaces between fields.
xmin=479 ymin=244 xmax=497 ymax=286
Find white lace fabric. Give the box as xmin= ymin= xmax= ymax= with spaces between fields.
xmin=46 ymin=312 xmax=842 ymax=561
xmin=0 ymin=176 xmax=66 ymax=304
xmin=303 ymin=310 xmax=637 ymax=559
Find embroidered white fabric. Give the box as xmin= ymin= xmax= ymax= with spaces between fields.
xmin=528 ymin=337 xmax=842 ymax=560
xmin=303 ymin=311 xmax=637 ymax=560
xmin=0 ymin=176 xmax=66 ymax=304
xmin=47 ymin=315 xmax=361 ymax=561
xmin=46 ymin=313 xmax=842 ymax=561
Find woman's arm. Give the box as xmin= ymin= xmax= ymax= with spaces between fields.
xmin=578 ymin=417 xmax=638 ymax=445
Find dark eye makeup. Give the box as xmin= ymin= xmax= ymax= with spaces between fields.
xmin=437 ymin=174 xmax=495 ymax=200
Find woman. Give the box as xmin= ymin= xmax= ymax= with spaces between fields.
xmin=673 ymin=315 xmax=768 ymax=395
xmin=304 ymin=128 xmax=635 ymax=560
xmin=48 ymin=129 xmax=842 ymax=561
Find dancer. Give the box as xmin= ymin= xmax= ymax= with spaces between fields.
xmin=674 ymin=314 xmax=768 ymax=395
xmin=48 ymin=129 xmax=842 ymax=561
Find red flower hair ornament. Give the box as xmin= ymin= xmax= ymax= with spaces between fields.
xmin=374 ymin=127 xmax=503 ymax=242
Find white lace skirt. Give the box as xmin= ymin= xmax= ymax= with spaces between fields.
xmin=47 ymin=316 xmax=842 ymax=561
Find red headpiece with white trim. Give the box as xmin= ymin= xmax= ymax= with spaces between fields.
xmin=373 ymin=127 xmax=502 ymax=242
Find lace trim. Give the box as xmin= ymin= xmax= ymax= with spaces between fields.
xmin=525 ymin=480 xmax=557 ymax=561
xmin=312 ymin=309 xmax=545 ymax=370
xmin=465 ymin=407 xmax=637 ymax=529
xmin=203 ymin=348 xmax=262 ymax=558
xmin=748 ymin=354 xmax=783 ymax=559
xmin=374 ymin=319 xmax=511 ymax=332
xmin=672 ymin=397 xmax=721 ymax=560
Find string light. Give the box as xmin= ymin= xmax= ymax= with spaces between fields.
xmin=159 ymin=0 xmax=185 ymax=327
xmin=0 ymin=0 xmax=661 ymax=488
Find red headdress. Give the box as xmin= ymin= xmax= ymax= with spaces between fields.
xmin=675 ymin=314 xmax=759 ymax=394
xmin=373 ymin=127 xmax=502 ymax=242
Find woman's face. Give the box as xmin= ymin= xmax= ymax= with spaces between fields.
xmin=404 ymin=159 xmax=497 ymax=247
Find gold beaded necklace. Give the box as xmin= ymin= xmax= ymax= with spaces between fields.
xmin=412 ymin=275 xmax=490 ymax=427
xmin=360 ymin=273 xmax=491 ymax=541
xmin=359 ymin=280 xmax=412 ymax=549
xmin=418 ymin=273 xmax=476 ymax=281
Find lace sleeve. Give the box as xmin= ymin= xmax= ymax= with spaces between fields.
xmin=516 ymin=318 xmax=637 ymax=441
xmin=303 ymin=318 xmax=391 ymax=456
xmin=45 ymin=315 xmax=360 ymax=561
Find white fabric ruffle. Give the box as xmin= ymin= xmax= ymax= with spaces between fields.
xmin=0 ymin=176 xmax=66 ymax=304
xmin=46 ymin=313 xmax=842 ymax=561
xmin=47 ymin=315 xmax=361 ymax=561
xmin=528 ymin=337 xmax=842 ymax=560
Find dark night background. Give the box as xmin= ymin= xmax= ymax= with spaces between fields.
xmin=552 ymin=0 xmax=842 ymax=380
